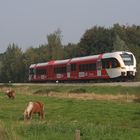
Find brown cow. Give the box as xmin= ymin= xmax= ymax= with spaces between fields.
xmin=5 ymin=89 xmax=15 ymax=99
xmin=23 ymin=101 xmax=44 ymax=120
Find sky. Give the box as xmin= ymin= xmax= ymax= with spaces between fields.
xmin=0 ymin=0 xmax=140 ymax=53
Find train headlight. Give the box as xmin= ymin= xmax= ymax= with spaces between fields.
xmin=128 ymin=71 xmax=133 ymax=75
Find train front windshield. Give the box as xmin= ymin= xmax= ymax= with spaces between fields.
xmin=120 ymin=53 xmax=134 ymax=66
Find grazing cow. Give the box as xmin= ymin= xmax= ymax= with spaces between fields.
xmin=24 ymin=101 xmax=44 ymax=120
xmin=5 ymin=89 xmax=15 ymax=99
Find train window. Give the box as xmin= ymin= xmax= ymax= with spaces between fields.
xmin=79 ymin=64 xmax=85 ymax=72
xmin=102 ymin=58 xmax=120 ymax=69
xmin=71 ymin=64 xmax=76 ymax=71
xmin=89 ymin=63 xmax=96 ymax=70
xmin=79 ymin=63 xmax=96 ymax=72
xmin=102 ymin=59 xmax=109 ymax=69
xmin=36 ymin=69 xmax=47 ymax=75
xmin=112 ymin=59 xmax=120 ymax=68
xmin=62 ymin=67 xmax=66 ymax=73
xmin=54 ymin=66 xmax=66 ymax=74
xmin=120 ymin=54 xmax=133 ymax=65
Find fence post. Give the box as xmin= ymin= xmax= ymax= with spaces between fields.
xmin=75 ymin=130 xmax=80 ymax=140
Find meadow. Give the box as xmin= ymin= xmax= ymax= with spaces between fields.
xmin=0 ymin=84 xmax=140 ymax=140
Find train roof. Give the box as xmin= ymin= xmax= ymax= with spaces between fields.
xmin=71 ymin=54 xmax=99 ymax=62
xmin=36 ymin=62 xmax=48 ymax=66
xmin=29 ymin=62 xmax=48 ymax=68
xmin=29 ymin=64 xmax=36 ymax=68
xmin=52 ymin=59 xmax=70 ymax=64
xmin=29 ymin=51 xmax=134 ymax=68
xmin=69 ymin=51 xmax=133 ymax=62
xmin=102 ymin=51 xmax=133 ymax=58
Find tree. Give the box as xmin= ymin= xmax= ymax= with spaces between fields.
xmin=125 ymin=25 xmax=140 ymax=46
xmin=113 ymin=35 xmax=129 ymax=51
xmin=1 ymin=44 xmax=25 ymax=82
xmin=79 ymin=26 xmax=114 ymax=56
xmin=47 ymin=28 xmax=64 ymax=60
xmin=63 ymin=43 xmax=79 ymax=59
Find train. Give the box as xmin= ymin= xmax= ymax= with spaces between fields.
xmin=29 ymin=51 xmax=137 ymax=82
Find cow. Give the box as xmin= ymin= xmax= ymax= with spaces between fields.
xmin=23 ymin=101 xmax=44 ymax=121
xmin=5 ymin=89 xmax=15 ymax=99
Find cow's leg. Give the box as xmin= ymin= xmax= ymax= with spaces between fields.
xmin=29 ymin=111 xmax=33 ymax=120
xmin=40 ymin=111 xmax=44 ymax=119
xmin=38 ymin=112 xmax=41 ymax=119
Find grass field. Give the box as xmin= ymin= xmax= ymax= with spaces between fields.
xmin=0 ymin=84 xmax=140 ymax=140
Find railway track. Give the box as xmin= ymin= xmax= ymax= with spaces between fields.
xmin=1 ymin=81 xmax=140 ymax=87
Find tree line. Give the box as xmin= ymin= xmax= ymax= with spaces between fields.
xmin=0 ymin=24 xmax=140 ymax=83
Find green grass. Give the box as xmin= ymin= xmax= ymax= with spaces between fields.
xmin=0 ymin=85 xmax=140 ymax=140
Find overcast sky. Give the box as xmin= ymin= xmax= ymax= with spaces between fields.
xmin=0 ymin=0 xmax=140 ymax=53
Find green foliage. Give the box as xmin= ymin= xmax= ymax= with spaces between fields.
xmin=79 ymin=26 xmax=114 ymax=55
xmin=47 ymin=28 xmax=64 ymax=60
xmin=0 ymin=44 xmax=25 ymax=82
xmin=63 ymin=43 xmax=79 ymax=58
xmin=113 ymin=35 xmax=129 ymax=51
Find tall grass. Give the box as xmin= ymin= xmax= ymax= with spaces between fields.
xmin=29 ymin=85 xmax=140 ymax=95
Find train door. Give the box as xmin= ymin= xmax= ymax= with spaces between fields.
xmin=67 ymin=63 xmax=71 ymax=78
xmin=97 ymin=60 xmax=102 ymax=77
xmin=47 ymin=65 xmax=54 ymax=80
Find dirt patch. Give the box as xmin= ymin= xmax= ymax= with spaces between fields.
xmin=47 ymin=92 xmax=138 ymax=102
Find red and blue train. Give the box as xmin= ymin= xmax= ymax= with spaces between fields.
xmin=29 ymin=51 xmax=136 ymax=82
